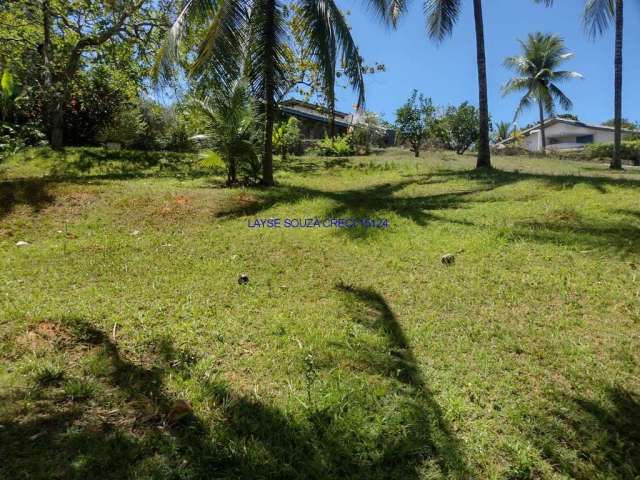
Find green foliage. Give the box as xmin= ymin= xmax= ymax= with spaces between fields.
xmin=602 ymin=118 xmax=639 ymax=131
xmin=432 ymin=102 xmax=481 ymax=154
xmin=0 ymin=123 xmax=47 ymax=161
xmin=273 ymin=117 xmax=302 ymax=159
xmin=2 ymin=148 xmax=640 ymax=479
xmin=96 ymin=109 xmax=147 ymax=148
xmin=317 ymin=134 xmax=355 ymax=156
xmin=351 ymin=111 xmax=389 ymax=154
xmin=494 ymin=121 xmax=513 ymax=143
xmin=191 ymin=80 xmax=262 ymax=184
xmin=394 ymin=90 xmax=436 ymax=157
xmin=585 ymin=141 xmax=640 ymax=162
xmin=502 ymin=33 xmax=581 ymax=125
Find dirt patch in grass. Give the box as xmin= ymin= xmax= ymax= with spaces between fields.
xmin=16 ymin=321 xmax=74 ymax=354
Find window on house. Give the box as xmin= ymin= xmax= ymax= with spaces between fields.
xmin=576 ymin=135 xmax=594 ymax=144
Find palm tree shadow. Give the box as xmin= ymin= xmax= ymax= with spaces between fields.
xmin=335 ymin=283 xmax=470 ymax=477
xmin=532 ymin=386 xmax=640 ymax=479
xmin=1 ymin=315 xmax=469 ymax=479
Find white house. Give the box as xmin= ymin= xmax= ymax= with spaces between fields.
xmin=500 ymin=117 xmax=636 ymax=152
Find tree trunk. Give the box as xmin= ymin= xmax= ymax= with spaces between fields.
xmin=611 ymin=0 xmax=623 ymax=170
xmin=538 ymin=98 xmax=546 ymax=155
xmin=261 ymin=0 xmax=276 ymax=186
xmin=229 ymin=156 xmax=237 ymax=184
xmin=50 ymin=108 xmax=64 ymax=149
xmin=472 ymin=0 xmax=491 ymax=169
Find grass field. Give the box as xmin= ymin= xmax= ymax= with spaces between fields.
xmin=1 ymin=147 xmax=639 ymax=479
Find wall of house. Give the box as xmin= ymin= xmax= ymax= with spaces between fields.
xmin=524 ymin=123 xmax=632 ymax=152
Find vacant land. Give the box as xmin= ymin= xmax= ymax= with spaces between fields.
xmin=1 ymin=148 xmax=639 ymax=479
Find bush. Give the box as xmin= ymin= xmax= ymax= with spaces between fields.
xmin=273 ymin=117 xmax=302 ymax=159
xmin=431 ymin=102 xmax=481 ymax=155
xmin=316 ymin=134 xmax=355 ymax=156
xmin=0 ymin=122 xmax=46 ymax=160
xmin=585 ymin=141 xmax=640 ymax=163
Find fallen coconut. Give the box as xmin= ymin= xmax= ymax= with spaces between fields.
xmin=441 ymin=254 xmax=455 ymax=265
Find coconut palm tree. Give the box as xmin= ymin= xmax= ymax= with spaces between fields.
xmin=537 ymin=0 xmax=628 ymax=168
xmin=368 ymin=0 xmax=492 ymax=168
xmin=502 ymin=33 xmax=582 ymax=155
xmin=156 ymin=0 xmax=367 ymax=186
xmin=494 ymin=121 xmax=512 ymax=143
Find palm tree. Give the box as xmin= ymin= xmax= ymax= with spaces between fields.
xmin=537 ymin=0 xmax=628 ymax=169
xmin=156 ymin=0 xmax=367 ymax=186
xmin=191 ymin=80 xmax=260 ymax=184
xmin=502 ymin=33 xmax=582 ymax=155
xmin=368 ymin=0 xmax=492 ymax=168
xmin=584 ymin=0 xmax=624 ymax=169
xmin=494 ymin=121 xmax=512 ymax=143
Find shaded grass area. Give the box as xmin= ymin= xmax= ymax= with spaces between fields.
xmin=1 ymin=147 xmax=640 ymax=479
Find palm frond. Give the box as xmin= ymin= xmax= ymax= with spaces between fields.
xmin=424 ymin=0 xmax=461 ymax=42
xmin=152 ymin=0 xmax=219 ymax=85
xmin=245 ymin=0 xmax=289 ymax=99
xmin=549 ymin=83 xmax=573 ymax=111
xmin=583 ymin=0 xmax=614 ymax=39
xmin=190 ymin=0 xmax=249 ymax=88
xmin=502 ymin=77 xmax=532 ymax=96
xmin=513 ymin=91 xmax=533 ymax=122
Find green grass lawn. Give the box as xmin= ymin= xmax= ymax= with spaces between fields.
xmin=1 ymin=147 xmax=639 ymax=479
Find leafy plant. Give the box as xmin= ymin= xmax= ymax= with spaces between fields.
xmin=273 ymin=117 xmax=302 ymax=159
xmin=317 ymin=134 xmax=355 ymax=157
xmin=586 ymin=141 xmax=640 ymax=164
xmin=432 ymin=102 xmax=482 ymax=155
xmin=190 ymin=80 xmax=262 ymax=185
xmin=502 ymin=32 xmax=582 ymax=155
xmin=394 ymin=90 xmax=436 ymax=157
xmin=0 ymin=122 xmax=46 ymax=161
xmin=96 ymin=108 xmax=147 ymax=148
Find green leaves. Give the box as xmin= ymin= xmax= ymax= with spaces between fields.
xmin=502 ymin=33 xmax=582 ymax=122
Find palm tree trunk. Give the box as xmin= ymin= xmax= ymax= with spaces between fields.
xmin=472 ymin=0 xmax=491 ymax=169
xmin=611 ymin=0 xmax=623 ymax=170
xmin=538 ymin=98 xmax=546 ymax=155
xmin=261 ymin=0 xmax=277 ymax=186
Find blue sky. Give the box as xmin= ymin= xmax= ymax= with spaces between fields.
xmin=333 ymin=0 xmax=640 ymax=127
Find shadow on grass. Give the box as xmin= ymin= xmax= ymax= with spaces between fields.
xmin=335 ymin=284 xmax=470 ymax=477
xmin=533 ymin=387 xmax=640 ymax=479
xmin=0 ymin=314 xmax=466 ymax=479
xmin=214 ymin=178 xmax=487 ymax=241
xmin=0 ymin=179 xmax=56 ymax=219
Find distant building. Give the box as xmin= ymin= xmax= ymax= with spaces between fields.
xmin=278 ymin=99 xmax=395 ymax=145
xmin=498 ymin=117 xmax=637 ymax=152
xmin=278 ymin=99 xmax=353 ymax=139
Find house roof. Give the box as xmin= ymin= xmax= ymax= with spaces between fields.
xmin=280 ymin=99 xmax=350 ymax=118
xmin=279 ymin=99 xmax=354 ymax=127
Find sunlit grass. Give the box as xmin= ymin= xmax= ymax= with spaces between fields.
xmin=1 ymin=147 xmax=639 ymax=479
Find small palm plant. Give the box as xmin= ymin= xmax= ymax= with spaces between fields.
xmin=192 ymin=80 xmax=261 ymax=185
xmin=502 ymin=33 xmax=582 ymax=155
xmin=494 ymin=121 xmax=512 ymax=143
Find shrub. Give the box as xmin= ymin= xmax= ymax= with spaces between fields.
xmin=273 ymin=117 xmax=302 ymax=159
xmin=585 ymin=141 xmax=640 ymax=163
xmin=0 ymin=122 xmax=46 ymax=161
xmin=431 ymin=102 xmax=481 ymax=154
xmin=317 ymin=134 xmax=355 ymax=156
xmin=190 ymin=80 xmax=262 ymax=184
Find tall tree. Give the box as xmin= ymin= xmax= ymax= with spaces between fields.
xmin=1 ymin=0 xmax=166 ymax=149
xmin=502 ymin=33 xmax=582 ymax=155
xmin=537 ymin=0 xmax=632 ymax=169
xmin=367 ymin=0 xmax=492 ymax=168
xmin=156 ymin=0 xmax=367 ymax=186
